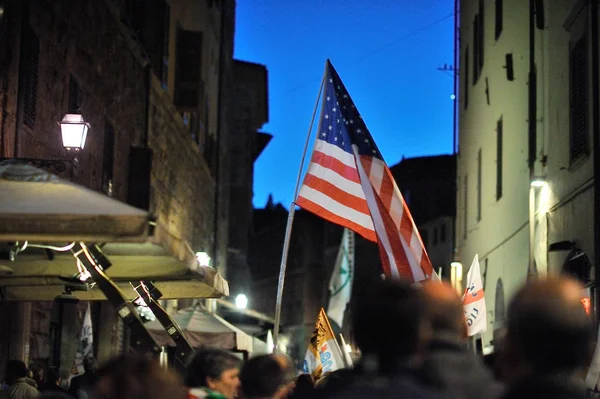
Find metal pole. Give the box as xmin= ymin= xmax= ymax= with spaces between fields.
xmin=590 ymin=0 xmax=600 ymax=329
xmin=527 ymin=0 xmax=538 ymax=278
xmin=273 ymin=63 xmax=328 ymax=351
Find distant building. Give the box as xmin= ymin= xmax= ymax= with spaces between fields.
xmin=389 ymin=155 xmax=456 ymax=278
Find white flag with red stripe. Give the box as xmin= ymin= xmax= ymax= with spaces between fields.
xmin=296 ymin=60 xmax=434 ymax=283
xmin=462 ymin=254 xmax=487 ymax=336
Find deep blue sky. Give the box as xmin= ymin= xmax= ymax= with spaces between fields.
xmin=234 ymin=0 xmax=455 ymax=208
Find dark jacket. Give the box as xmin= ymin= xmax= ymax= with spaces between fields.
xmin=501 ymin=373 xmax=588 ymax=399
xmin=420 ymin=333 xmax=504 ymax=399
xmin=67 ymin=373 xmax=95 ymax=399
xmin=326 ymin=362 xmax=447 ymax=399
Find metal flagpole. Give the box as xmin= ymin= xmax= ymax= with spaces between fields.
xmin=273 ymin=62 xmax=329 ymax=351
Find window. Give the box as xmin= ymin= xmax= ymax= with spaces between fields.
xmin=174 ymin=29 xmax=203 ymax=110
xmin=569 ymin=34 xmax=589 ymax=163
xmin=473 ymin=0 xmax=484 ymax=85
xmin=102 ymin=122 xmax=115 ymax=196
xmin=440 ymin=223 xmax=447 ymax=243
xmin=21 ymin=24 xmax=39 ymax=128
xmin=68 ymin=75 xmax=83 ymax=114
xmin=433 ymin=227 xmax=439 ymax=245
xmin=463 ymin=174 xmax=468 ymax=239
xmin=477 ymin=149 xmax=482 ymax=221
xmin=496 ymin=117 xmax=503 ymax=200
xmin=464 ymin=47 xmax=469 ymax=109
xmin=495 ymin=0 xmax=503 ymax=40
xmin=128 ymin=0 xmax=170 ymax=89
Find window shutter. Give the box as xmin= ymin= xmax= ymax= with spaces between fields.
xmin=22 ymin=24 xmax=39 ymax=128
xmin=174 ymin=29 xmax=203 ymax=110
xmin=569 ymin=36 xmax=589 ymax=163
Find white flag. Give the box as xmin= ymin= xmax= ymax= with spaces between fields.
xmin=327 ymin=229 xmax=354 ymax=328
xmin=462 ymin=254 xmax=487 ymax=336
xmin=71 ymin=303 xmax=93 ymax=378
xmin=266 ymin=330 xmax=274 ymax=354
xmin=302 ymin=309 xmax=346 ymax=380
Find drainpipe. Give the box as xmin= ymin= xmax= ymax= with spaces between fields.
xmin=527 ymin=0 xmax=538 ymax=278
xmin=0 ymin=2 xmax=9 ymax=158
xmin=212 ymin=3 xmax=227 ymax=274
xmin=452 ymin=0 xmax=459 ymax=269
xmin=143 ymin=62 xmax=151 ymax=149
xmin=13 ymin=0 xmax=29 ymax=157
xmin=590 ymin=0 xmax=600 ymax=327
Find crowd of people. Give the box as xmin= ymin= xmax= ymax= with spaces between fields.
xmin=0 ymin=275 xmax=595 ymax=399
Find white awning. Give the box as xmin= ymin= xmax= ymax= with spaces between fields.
xmin=145 ymin=305 xmax=254 ymax=352
xmin=0 ymin=161 xmax=228 ymax=301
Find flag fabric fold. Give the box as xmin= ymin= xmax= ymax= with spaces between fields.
xmin=302 ymin=308 xmax=346 ymax=380
xmin=296 ymin=60 xmax=434 ymax=283
xmin=71 ymin=303 xmax=93 ymax=378
xmin=327 ymin=228 xmax=354 ymax=328
xmin=462 ymin=254 xmax=487 ymax=336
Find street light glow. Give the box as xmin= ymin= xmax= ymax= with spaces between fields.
xmin=195 ymin=251 xmax=211 ymax=267
xmin=235 ymin=294 xmax=248 ymax=309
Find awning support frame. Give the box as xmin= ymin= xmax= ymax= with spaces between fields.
xmin=132 ymin=280 xmax=195 ymax=365
xmin=72 ymin=242 xmax=161 ymax=355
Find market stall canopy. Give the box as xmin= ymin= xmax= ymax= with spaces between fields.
xmin=145 ymin=305 xmax=255 ymax=352
xmin=0 ymin=161 xmax=228 ymax=301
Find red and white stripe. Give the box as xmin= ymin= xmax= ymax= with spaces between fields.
xmin=296 ymin=139 xmax=434 ymax=283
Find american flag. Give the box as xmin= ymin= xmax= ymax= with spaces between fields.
xmin=296 ymin=60 xmax=434 ymax=283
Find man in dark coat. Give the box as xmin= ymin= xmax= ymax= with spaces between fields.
xmin=420 ymin=281 xmax=504 ymax=399
xmin=499 ymin=277 xmax=593 ymax=399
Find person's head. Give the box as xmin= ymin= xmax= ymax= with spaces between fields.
xmin=91 ymin=354 xmax=185 ymax=399
xmin=501 ymin=277 xmax=593 ymax=382
xmin=292 ymin=374 xmax=314 ymax=396
xmin=352 ymin=278 xmax=429 ymax=372
xmin=185 ymin=348 xmax=242 ymax=399
xmin=4 ymin=360 xmax=29 ymax=385
xmin=240 ymin=354 xmax=295 ymax=399
xmin=421 ymin=281 xmax=468 ymax=340
xmin=83 ymin=357 xmax=98 ymax=373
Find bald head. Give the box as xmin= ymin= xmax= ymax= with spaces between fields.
xmin=505 ymin=277 xmax=593 ymax=374
xmin=422 ymin=281 xmax=468 ymax=339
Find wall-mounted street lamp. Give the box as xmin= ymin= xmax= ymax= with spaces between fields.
xmin=450 ymin=261 xmax=463 ymax=294
xmin=59 ymin=114 xmax=90 ymax=152
xmin=0 ymin=114 xmax=90 ymax=173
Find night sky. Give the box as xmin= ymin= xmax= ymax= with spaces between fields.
xmin=234 ymin=0 xmax=455 ymax=208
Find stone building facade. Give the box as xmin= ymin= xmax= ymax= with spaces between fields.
xmin=457 ymin=0 xmax=600 ymax=352
xmin=0 ymin=0 xmax=238 ymax=376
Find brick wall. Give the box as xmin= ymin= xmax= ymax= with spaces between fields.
xmin=148 ymin=76 xmax=216 ymax=256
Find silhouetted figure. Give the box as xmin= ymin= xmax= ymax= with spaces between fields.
xmin=419 ymin=281 xmax=503 ymax=399
xmin=329 ymin=278 xmax=445 ymax=398
xmin=499 ymin=277 xmax=593 ymax=399
xmin=239 ymin=354 xmax=294 ymax=399
xmin=186 ymin=347 xmax=242 ymax=399
xmin=68 ymin=357 xmax=97 ymax=399
xmin=90 ymin=354 xmax=185 ymax=399
xmin=288 ymin=374 xmax=315 ymax=399
xmin=41 ymin=369 xmax=69 ymax=396
xmin=0 ymin=360 xmax=40 ymax=399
